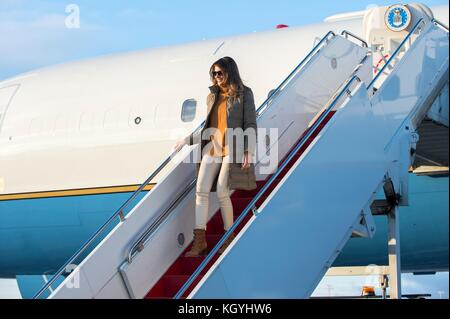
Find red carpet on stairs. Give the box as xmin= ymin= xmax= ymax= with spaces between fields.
xmin=145 ymin=110 xmax=336 ymax=299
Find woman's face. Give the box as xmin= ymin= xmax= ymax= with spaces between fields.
xmin=213 ymin=65 xmax=226 ymax=86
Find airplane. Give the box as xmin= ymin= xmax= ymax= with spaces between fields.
xmin=0 ymin=2 xmax=448 ymax=297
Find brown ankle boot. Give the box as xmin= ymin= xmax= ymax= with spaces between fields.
xmin=218 ymin=232 xmax=235 ymax=254
xmin=185 ymin=229 xmax=207 ymax=257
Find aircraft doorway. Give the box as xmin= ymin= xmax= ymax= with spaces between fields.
xmin=0 ymin=84 xmax=20 ymax=136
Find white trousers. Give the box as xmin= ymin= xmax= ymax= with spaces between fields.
xmin=195 ymin=154 xmax=233 ymax=231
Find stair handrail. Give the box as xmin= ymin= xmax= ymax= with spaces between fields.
xmin=341 ymin=30 xmax=368 ymax=48
xmin=33 ymin=30 xmax=337 ymax=299
xmin=368 ymin=18 xmax=450 ymax=92
xmin=174 ymin=74 xmax=362 ymax=299
xmin=125 ymin=31 xmax=337 ymax=265
xmin=256 ymin=30 xmax=336 ymax=117
xmin=367 ymin=18 xmax=426 ymax=91
xmin=432 ymin=18 xmax=449 ymax=32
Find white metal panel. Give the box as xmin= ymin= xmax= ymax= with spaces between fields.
xmin=49 ymin=267 xmax=95 ymax=299
xmin=95 ymin=273 xmax=132 ymax=299
xmin=255 ymin=36 xmax=368 ymax=179
xmin=426 ymin=82 xmax=448 ymax=127
xmin=354 ymin=54 xmax=373 ymax=87
xmin=119 ymin=186 xmax=199 ymax=298
xmin=371 ymin=22 xmax=449 ymax=135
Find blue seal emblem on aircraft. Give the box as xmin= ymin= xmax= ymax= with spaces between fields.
xmin=384 ymin=4 xmax=412 ymax=32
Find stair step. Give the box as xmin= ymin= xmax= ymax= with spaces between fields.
xmin=205 ymin=234 xmax=222 ymax=247
xmin=145 ymin=275 xmax=204 ymax=299
xmin=232 ymin=178 xmax=282 ymax=198
xmin=205 ymin=195 xmax=264 ymax=234
xmin=206 ymin=216 xmax=227 ymax=235
xmin=165 ymin=256 xmax=207 ymax=276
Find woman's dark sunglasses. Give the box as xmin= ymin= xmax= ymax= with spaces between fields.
xmin=212 ymin=71 xmax=223 ymax=77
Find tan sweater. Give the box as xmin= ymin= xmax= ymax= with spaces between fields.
xmin=208 ymin=91 xmax=228 ymax=157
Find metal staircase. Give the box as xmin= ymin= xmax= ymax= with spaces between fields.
xmin=34 ymin=18 xmax=448 ymax=299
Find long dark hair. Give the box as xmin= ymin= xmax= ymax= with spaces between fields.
xmin=209 ymin=57 xmax=245 ymax=100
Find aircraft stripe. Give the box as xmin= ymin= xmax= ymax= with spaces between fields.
xmin=0 ymin=184 xmax=156 ymax=201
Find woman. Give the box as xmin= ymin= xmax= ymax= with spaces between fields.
xmin=173 ymin=56 xmax=257 ymax=256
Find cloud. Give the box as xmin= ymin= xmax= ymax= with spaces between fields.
xmin=402 ymin=276 xmax=425 ymax=290
xmin=0 ymin=2 xmax=172 ymax=80
xmin=0 ymin=3 xmax=106 ymax=80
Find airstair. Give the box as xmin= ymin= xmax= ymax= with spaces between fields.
xmin=34 ymin=17 xmax=448 ymax=299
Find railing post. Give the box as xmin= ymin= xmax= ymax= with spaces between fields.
xmin=387 ymin=207 xmax=402 ymax=299
xmin=118 ymin=211 xmax=126 ymax=222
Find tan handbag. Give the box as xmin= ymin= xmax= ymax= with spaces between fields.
xmin=228 ymin=163 xmax=257 ymax=191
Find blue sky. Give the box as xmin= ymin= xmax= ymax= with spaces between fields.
xmin=0 ymin=0 xmax=448 ymax=80
xmin=0 ymin=0 xmax=448 ymax=299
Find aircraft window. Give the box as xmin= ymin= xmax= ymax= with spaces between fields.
xmin=181 ymin=99 xmax=197 ymax=122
